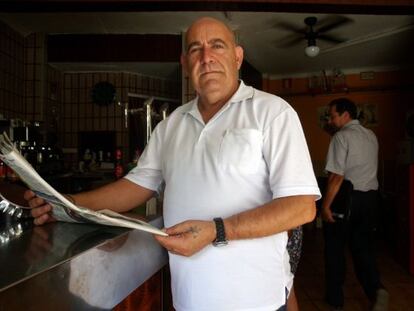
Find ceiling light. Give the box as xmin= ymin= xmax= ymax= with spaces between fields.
xmin=304 ymin=36 xmax=319 ymax=57
xmin=305 ymin=45 xmax=320 ymax=57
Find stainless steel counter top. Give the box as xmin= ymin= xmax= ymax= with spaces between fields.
xmin=0 ymin=216 xmax=168 ymax=311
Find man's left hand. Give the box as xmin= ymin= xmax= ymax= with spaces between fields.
xmin=154 ymin=220 xmax=216 ymax=257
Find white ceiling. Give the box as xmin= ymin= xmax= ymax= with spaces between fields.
xmin=1 ymin=11 xmax=413 ymax=80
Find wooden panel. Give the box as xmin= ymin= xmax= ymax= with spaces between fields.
xmin=113 ymin=269 xmax=163 ymax=311
xmin=1 ymin=0 xmax=413 ymax=14
xmin=48 ymin=34 xmax=181 ymax=62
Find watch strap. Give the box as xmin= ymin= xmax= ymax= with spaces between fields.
xmin=213 ymin=217 xmax=228 ymax=246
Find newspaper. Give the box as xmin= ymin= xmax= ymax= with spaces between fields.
xmin=0 ymin=133 xmax=167 ymax=236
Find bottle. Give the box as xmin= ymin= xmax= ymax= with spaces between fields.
xmin=0 ymin=160 xmax=6 ymax=179
xmin=114 ymin=148 xmax=124 ymax=179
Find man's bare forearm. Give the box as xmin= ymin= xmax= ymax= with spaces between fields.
xmin=70 ymin=178 xmax=155 ymax=213
xmin=224 ymin=195 xmax=317 ymax=241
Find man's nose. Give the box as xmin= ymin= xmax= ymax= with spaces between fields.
xmin=201 ymin=47 xmax=214 ymax=64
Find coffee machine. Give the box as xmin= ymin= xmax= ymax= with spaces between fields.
xmin=0 ymin=119 xmax=63 ymax=176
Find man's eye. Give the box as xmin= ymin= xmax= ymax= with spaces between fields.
xmin=212 ymin=44 xmax=224 ymax=49
xmin=188 ymin=47 xmax=201 ymax=54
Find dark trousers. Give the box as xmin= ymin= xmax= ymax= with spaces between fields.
xmin=323 ymin=190 xmax=381 ymax=307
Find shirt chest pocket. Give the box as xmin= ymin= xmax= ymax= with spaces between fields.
xmin=219 ymin=128 xmax=263 ymax=174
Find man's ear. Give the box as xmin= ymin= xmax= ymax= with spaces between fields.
xmin=180 ymin=54 xmax=188 ymax=76
xmin=342 ymin=110 xmax=352 ymax=122
xmin=235 ymin=46 xmax=244 ymax=70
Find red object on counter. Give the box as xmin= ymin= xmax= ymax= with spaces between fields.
xmin=115 ymin=163 xmax=124 ymax=179
xmin=115 ymin=148 xmax=124 ymax=179
xmin=116 ymin=148 xmax=122 ymax=160
xmin=0 ymin=160 xmax=6 ymax=178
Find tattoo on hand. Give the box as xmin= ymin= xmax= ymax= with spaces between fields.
xmin=189 ymin=226 xmax=200 ymax=239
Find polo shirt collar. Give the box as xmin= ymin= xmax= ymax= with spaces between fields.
xmin=343 ymin=119 xmax=360 ymax=129
xmin=230 ymin=80 xmax=254 ymax=103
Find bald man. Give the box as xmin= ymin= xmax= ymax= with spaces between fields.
xmin=27 ymin=17 xmax=320 ymax=311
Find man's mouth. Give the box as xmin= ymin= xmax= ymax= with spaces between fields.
xmin=200 ymin=71 xmax=221 ymax=77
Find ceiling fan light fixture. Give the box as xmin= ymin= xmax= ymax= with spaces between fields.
xmin=305 ymin=45 xmax=320 ymax=57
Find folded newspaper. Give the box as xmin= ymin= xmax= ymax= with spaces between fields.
xmin=0 ymin=133 xmax=167 ymax=236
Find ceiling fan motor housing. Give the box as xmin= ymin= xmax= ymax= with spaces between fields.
xmin=304 ymin=16 xmax=317 ymax=27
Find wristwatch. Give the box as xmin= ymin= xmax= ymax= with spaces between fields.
xmin=212 ymin=217 xmax=228 ymax=247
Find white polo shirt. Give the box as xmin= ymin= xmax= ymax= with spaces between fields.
xmin=325 ymin=119 xmax=379 ymax=191
xmin=125 ymin=81 xmax=320 ymax=311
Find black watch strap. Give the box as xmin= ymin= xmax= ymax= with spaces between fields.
xmin=213 ymin=217 xmax=228 ymax=247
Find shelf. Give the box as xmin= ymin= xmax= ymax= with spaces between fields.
xmin=277 ymin=84 xmax=414 ymax=97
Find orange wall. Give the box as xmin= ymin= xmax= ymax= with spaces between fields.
xmin=263 ymin=71 xmax=413 ymax=187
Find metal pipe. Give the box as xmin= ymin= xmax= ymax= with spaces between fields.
xmin=144 ymin=97 xmax=154 ymax=144
xmin=124 ymin=102 xmax=128 ymax=129
xmin=160 ymin=103 xmax=169 ymax=120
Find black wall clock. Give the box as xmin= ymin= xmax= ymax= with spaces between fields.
xmin=91 ymin=81 xmax=116 ymax=106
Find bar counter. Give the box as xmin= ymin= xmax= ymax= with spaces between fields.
xmin=0 ymin=215 xmax=168 ymax=310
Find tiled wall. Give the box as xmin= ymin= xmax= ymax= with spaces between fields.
xmin=60 ymin=72 xmax=180 ymax=168
xmin=44 ymin=64 xmax=63 ymax=141
xmin=0 ymin=21 xmax=25 ymax=119
xmin=0 ymin=21 xmax=181 ymax=171
xmin=24 ymin=33 xmax=46 ymax=122
xmin=0 ymin=23 xmax=57 ymax=130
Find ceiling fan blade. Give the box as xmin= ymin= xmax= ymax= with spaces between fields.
xmin=274 ymin=21 xmax=306 ymax=34
xmin=316 ymin=16 xmax=353 ymax=33
xmin=274 ymin=36 xmax=304 ymax=48
xmin=318 ymin=34 xmax=347 ymax=44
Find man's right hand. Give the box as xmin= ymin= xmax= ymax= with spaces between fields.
xmin=24 ymin=190 xmax=56 ymax=225
xmin=321 ymin=206 xmax=335 ymax=223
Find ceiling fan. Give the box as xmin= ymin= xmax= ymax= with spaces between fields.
xmin=274 ymin=15 xmax=353 ymax=57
